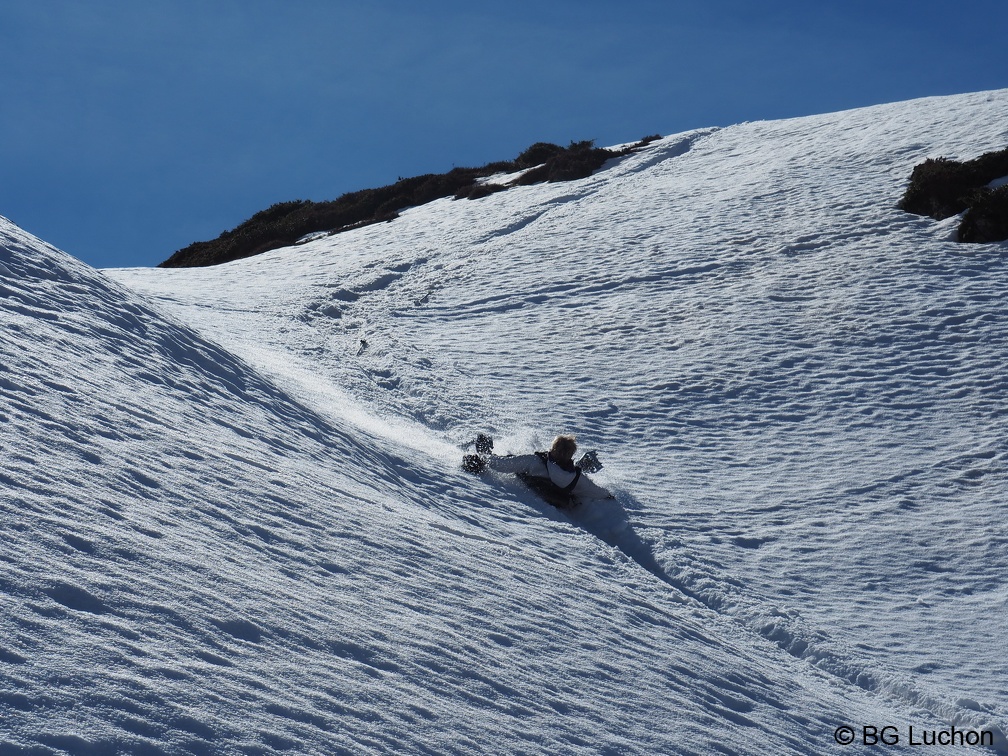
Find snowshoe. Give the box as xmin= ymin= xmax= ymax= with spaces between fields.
xmin=576 ymin=450 xmax=603 ymax=473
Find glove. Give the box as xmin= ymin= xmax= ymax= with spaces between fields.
xmin=462 ymin=454 xmax=487 ymax=474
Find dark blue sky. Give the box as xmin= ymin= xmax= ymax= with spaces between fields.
xmin=2 ymin=0 xmax=1006 ymax=268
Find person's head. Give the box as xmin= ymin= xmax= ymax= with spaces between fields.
xmin=550 ymin=434 xmax=577 ymax=463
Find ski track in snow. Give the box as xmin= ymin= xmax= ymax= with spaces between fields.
xmin=3 ymin=89 xmax=1008 ymax=754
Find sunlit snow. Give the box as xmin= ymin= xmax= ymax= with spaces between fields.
xmin=3 ymin=89 xmax=1008 ymax=754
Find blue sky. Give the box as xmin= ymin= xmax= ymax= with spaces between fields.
xmin=2 ymin=0 xmax=1006 ymax=268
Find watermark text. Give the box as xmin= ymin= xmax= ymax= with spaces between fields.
xmin=834 ymin=725 xmax=994 ymax=747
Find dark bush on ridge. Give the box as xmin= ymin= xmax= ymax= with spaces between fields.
xmin=959 ymin=185 xmax=1008 ymax=243
xmin=515 ymin=142 xmax=566 ymax=168
xmin=900 ymin=158 xmax=980 ymax=219
xmin=899 ymin=148 xmax=1008 ymax=220
xmin=899 ymin=146 xmax=1008 ymax=244
xmin=455 ymin=183 xmax=507 ymax=201
xmin=515 ymin=140 xmax=618 ymax=185
xmin=160 ymin=134 xmax=663 ymax=267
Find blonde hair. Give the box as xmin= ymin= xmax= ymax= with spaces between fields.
xmin=550 ymin=434 xmax=577 ymax=462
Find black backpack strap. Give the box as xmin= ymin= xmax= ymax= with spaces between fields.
xmin=560 ymin=468 xmax=581 ymax=494
xmin=537 ymin=451 xmax=580 ymax=493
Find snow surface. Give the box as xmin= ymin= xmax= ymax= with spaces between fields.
xmin=3 ymin=89 xmax=1008 ymax=754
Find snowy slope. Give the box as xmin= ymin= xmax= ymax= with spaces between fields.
xmin=3 ymin=88 xmax=1007 ymax=754
xmin=0 ymin=223 xmax=912 ymax=755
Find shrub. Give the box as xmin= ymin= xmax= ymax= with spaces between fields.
xmin=515 ymin=142 xmax=565 ymax=168
xmin=899 ymin=148 xmax=1008 ymax=220
xmin=958 ymin=184 xmax=1008 ymax=243
xmin=900 ymin=158 xmax=982 ymax=219
xmin=455 ymin=183 xmax=507 ymax=201
xmin=160 ymin=133 xmax=663 ymax=267
xmin=515 ymin=140 xmax=621 ymax=185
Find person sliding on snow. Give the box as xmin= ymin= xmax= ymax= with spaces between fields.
xmin=463 ymin=434 xmax=612 ymax=508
